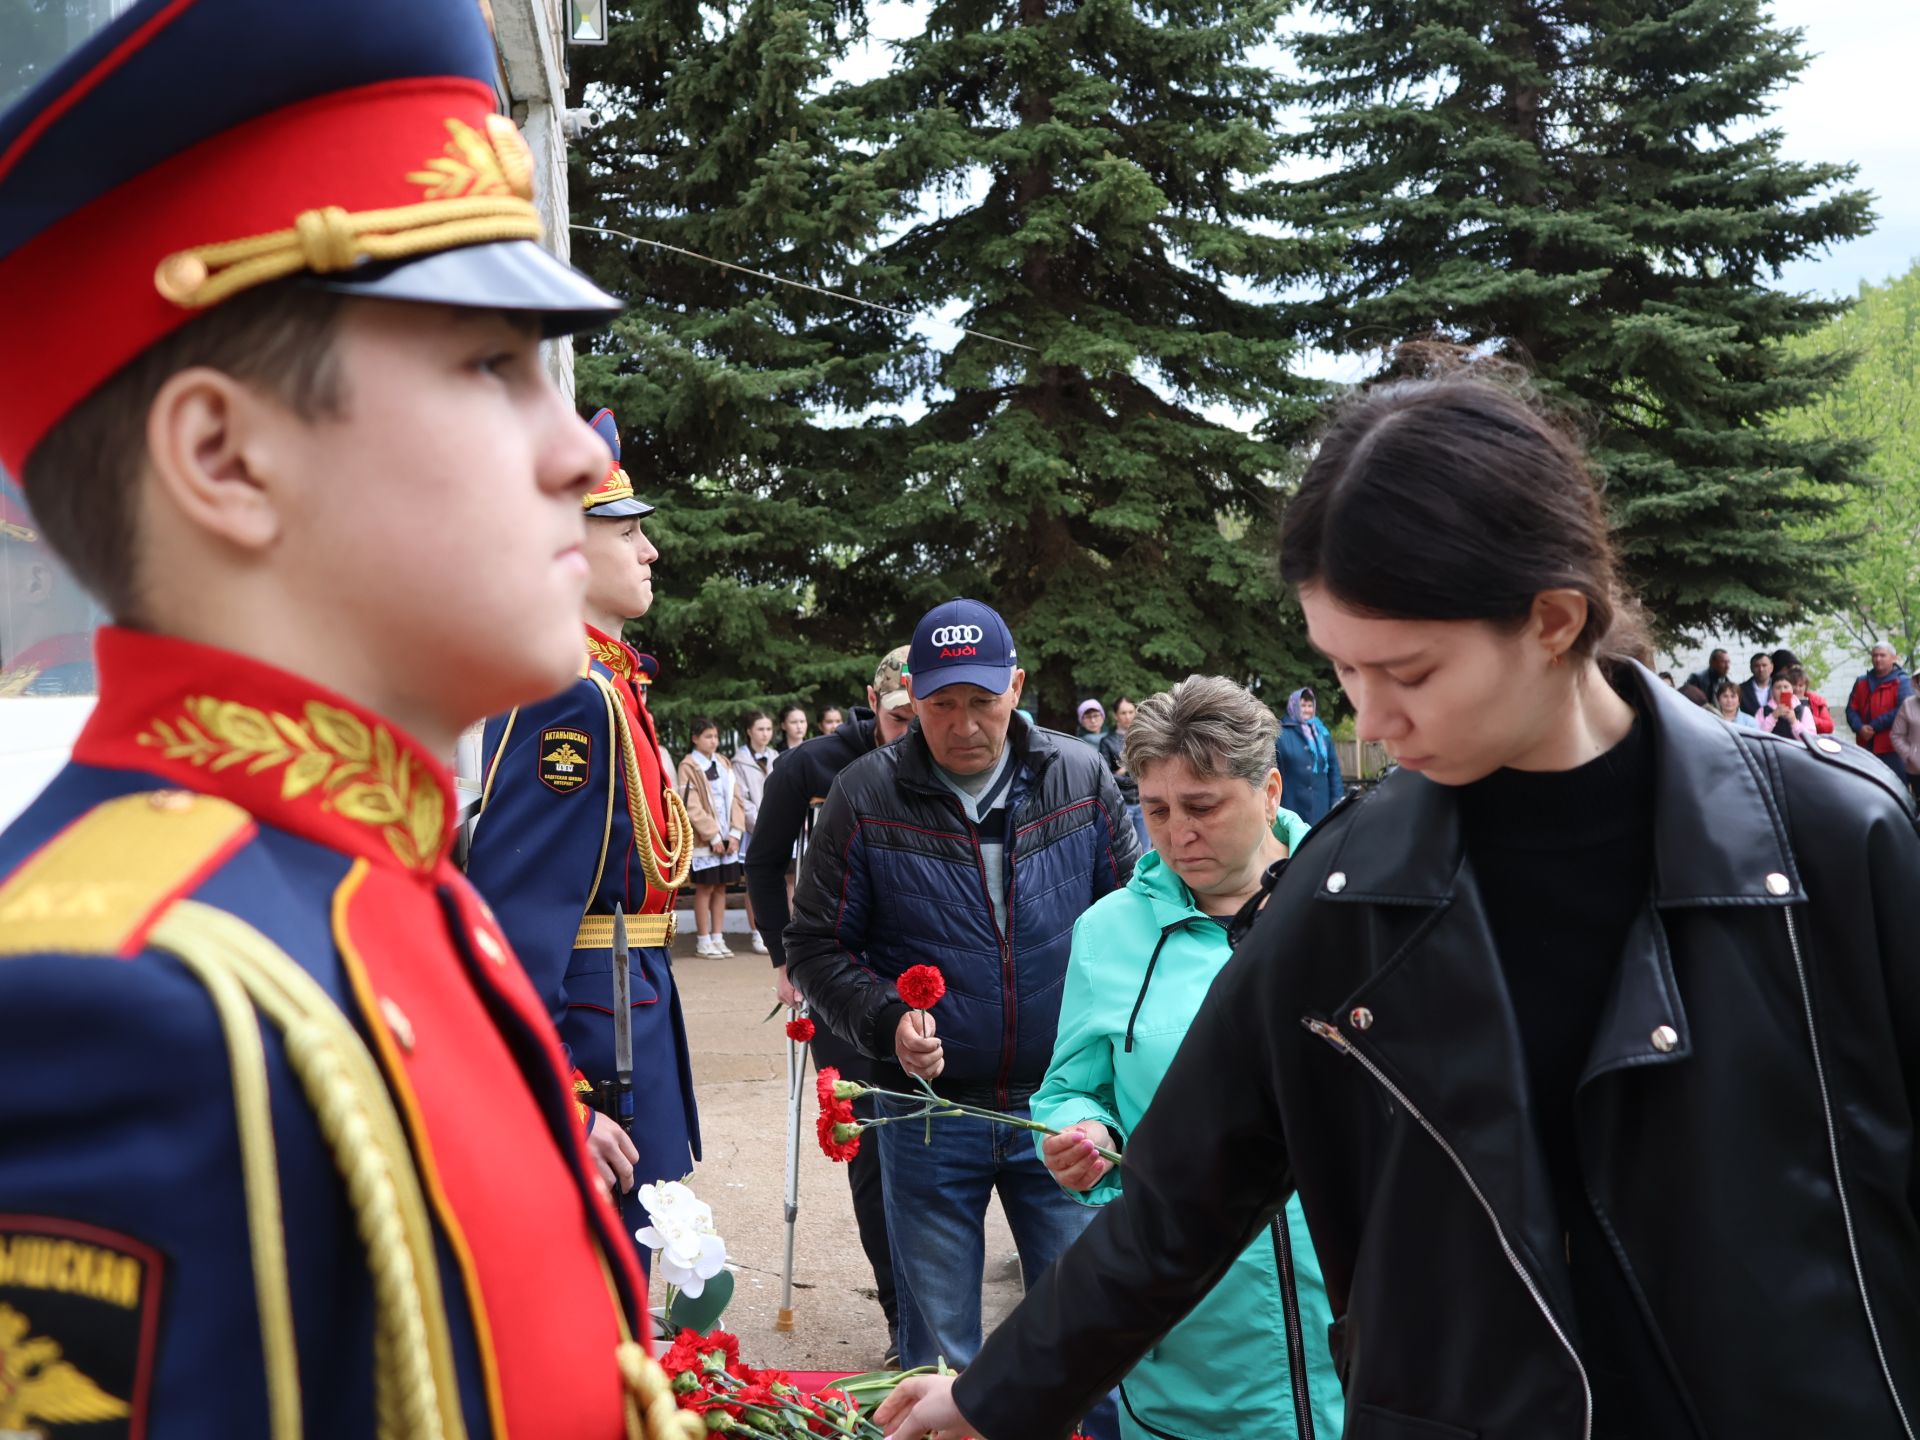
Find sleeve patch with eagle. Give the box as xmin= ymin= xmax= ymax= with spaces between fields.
xmin=538 ymin=727 xmax=593 ymax=794
xmin=0 ymin=1217 xmax=163 ymax=1438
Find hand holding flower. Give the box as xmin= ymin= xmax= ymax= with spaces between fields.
xmin=1042 ymin=1120 xmax=1116 ymax=1192
xmin=873 ymin=1374 xmax=970 ymax=1440
xmin=894 ymin=1007 xmax=944 ymax=1080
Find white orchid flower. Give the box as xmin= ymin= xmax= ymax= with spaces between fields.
xmin=635 ymin=1181 xmax=728 ymax=1297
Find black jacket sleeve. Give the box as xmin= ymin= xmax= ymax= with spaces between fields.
xmin=782 ymin=775 xmax=911 ymax=1059
xmin=743 ymin=751 xmax=811 ymax=970
xmin=950 ymin=897 xmax=1295 ymax=1439
xmin=1099 ymin=728 xmax=1138 ymax=804
xmin=1095 ymin=760 xmax=1143 ymax=894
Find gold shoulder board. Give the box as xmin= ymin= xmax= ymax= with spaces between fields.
xmin=0 ymin=790 xmax=252 ymax=956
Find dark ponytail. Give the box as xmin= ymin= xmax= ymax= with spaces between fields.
xmin=1279 ymin=353 xmax=1647 ymax=662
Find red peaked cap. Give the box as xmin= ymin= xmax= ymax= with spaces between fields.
xmin=0 ymin=0 xmax=621 ymax=477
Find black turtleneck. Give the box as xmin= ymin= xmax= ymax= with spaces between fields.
xmin=1456 ymin=700 xmax=1692 ymax=1437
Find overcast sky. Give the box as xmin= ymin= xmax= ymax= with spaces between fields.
xmin=840 ymin=0 xmax=1915 ymax=304
xmin=1767 ymin=0 xmax=1917 ymax=296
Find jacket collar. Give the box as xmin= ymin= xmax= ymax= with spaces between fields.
xmin=1317 ymin=661 xmax=1803 ymax=908
xmin=583 ymin=623 xmax=637 ymax=682
xmin=73 ymin=626 xmax=456 ymax=876
xmin=1129 ymin=850 xmax=1227 ymax=930
xmin=895 ymin=709 xmax=1055 ymax=793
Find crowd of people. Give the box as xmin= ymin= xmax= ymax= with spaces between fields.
xmin=1669 ymin=643 xmax=1917 ymax=793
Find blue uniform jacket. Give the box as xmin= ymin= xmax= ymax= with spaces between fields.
xmin=466 ymin=634 xmax=700 ymax=1195
xmin=0 ymin=628 xmax=650 ymax=1440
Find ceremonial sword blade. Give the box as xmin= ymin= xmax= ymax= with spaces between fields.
xmin=611 ymin=903 xmax=633 ymax=1087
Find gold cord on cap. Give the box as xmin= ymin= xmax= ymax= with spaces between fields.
xmin=154 ymin=195 xmax=544 ymax=309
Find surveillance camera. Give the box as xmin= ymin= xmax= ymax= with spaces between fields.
xmin=562 ymin=107 xmax=598 ymax=139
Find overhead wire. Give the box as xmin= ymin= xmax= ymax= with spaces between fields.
xmin=568 ymin=222 xmax=1039 ymax=354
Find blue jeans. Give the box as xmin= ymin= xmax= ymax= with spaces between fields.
xmin=876 ymin=1097 xmax=1119 ymax=1440
xmin=1125 ymin=803 xmax=1149 ymax=853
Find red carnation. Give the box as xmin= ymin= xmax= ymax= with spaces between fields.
xmin=661 ymin=1327 xmax=713 ymax=1378
xmin=897 ymin=964 xmax=946 ymax=1011
xmin=785 ymin=1015 xmax=816 ymax=1043
xmin=705 ymin=1330 xmax=742 ymax=1370
xmin=816 ymin=1109 xmax=862 ymax=1162
xmin=815 ymin=1066 xmax=841 ymax=1111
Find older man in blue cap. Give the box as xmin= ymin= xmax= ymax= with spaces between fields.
xmin=787 ymin=598 xmax=1139 ymax=1436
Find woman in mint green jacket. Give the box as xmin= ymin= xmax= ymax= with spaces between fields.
xmin=1033 ymin=676 xmax=1344 ymax=1440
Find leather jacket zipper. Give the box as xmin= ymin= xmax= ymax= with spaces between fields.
xmin=1269 ymin=1212 xmax=1316 ymax=1440
xmin=1304 ymin=1017 xmax=1593 ymax=1440
xmin=1783 ymin=907 xmax=1917 ymax=1439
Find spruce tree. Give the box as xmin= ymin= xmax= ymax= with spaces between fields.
xmin=1282 ymin=0 xmax=1874 ymax=643
xmin=566 ymin=0 xmax=904 ymax=743
xmin=835 ymin=0 xmax=1328 ymax=723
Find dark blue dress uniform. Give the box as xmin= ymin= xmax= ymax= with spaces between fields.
xmin=0 ymin=2 xmax=698 ymax=1437
xmin=0 ymin=631 xmax=667 ymax=1440
xmin=466 ymin=412 xmax=701 ymax=1255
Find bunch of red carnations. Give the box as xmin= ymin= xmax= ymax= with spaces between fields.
xmin=661 ymin=1328 xmax=883 ymax=1437
xmin=811 ymin=964 xmax=1120 ymax=1168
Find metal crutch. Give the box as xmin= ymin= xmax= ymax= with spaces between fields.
xmin=775 ymin=799 xmax=820 ymax=1331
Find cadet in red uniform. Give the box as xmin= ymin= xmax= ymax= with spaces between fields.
xmin=0 ymin=2 xmax=696 ymax=1437
xmin=467 ymin=407 xmax=701 ymax=1262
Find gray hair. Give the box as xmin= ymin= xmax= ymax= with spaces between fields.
xmin=1124 ymin=675 xmax=1280 ymax=788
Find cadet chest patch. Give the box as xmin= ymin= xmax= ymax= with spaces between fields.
xmin=539 ymin=727 xmax=593 ymax=794
xmin=0 ymin=1217 xmax=163 ymax=1439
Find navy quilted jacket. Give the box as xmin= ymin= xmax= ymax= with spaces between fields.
xmin=785 ymin=714 xmax=1140 ymax=1103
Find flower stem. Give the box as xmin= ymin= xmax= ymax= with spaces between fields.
xmin=849 ymin=1078 xmax=1123 ymax=1164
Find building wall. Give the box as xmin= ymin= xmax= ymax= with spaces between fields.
xmin=489 ymin=0 xmax=579 ymax=399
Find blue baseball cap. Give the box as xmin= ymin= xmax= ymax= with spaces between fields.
xmin=909 ymin=598 xmax=1019 ymax=697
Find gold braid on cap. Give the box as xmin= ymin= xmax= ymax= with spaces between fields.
xmin=154 ymin=196 xmax=543 ymax=308
xmin=154 ymin=115 xmax=543 ymax=310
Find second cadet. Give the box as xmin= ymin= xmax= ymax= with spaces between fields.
xmin=466 ymin=407 xmax=701 ymax=1262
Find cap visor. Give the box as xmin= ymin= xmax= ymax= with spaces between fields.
xmin=913 ymin=665 xmax=1013 ymax=697
xmin=876 ymin=693 xmax=912 ymax=712
xmin=586 ymin=496 xmax=655 ymax=518
xmin=307 ymin=239 xmax=623 ymax=337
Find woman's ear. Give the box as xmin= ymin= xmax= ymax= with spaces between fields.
xmin=1530 ymin=589 xmax=1590 ymax=663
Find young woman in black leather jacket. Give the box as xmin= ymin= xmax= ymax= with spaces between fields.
xmin=878 ymin=366 xmax=1920 ymax=1440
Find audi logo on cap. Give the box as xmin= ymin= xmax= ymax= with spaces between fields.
xmin=931 ymin=624 xmax=985 ymax=646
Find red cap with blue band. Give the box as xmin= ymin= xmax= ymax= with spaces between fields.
xmin=0 ymin=0 xmax=624 ymax=476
